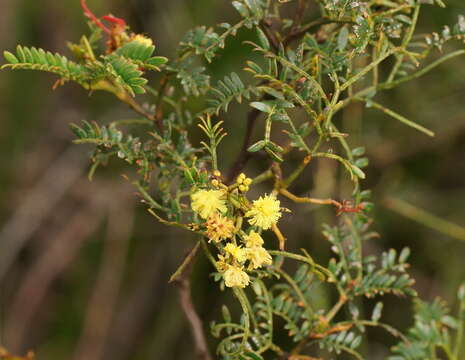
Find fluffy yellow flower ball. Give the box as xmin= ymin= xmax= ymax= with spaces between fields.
xmin=191 ymin=189 xmax=227 ymax=219
xmin=244 ymin=231 xmax=264 ymax=248
xmin=224 ymin=243 xmax=247 ymax=263
xmin=223 ymin=266 xmax=250 ymax=288
xmin=205 ymin=214 xmax=235 ymax=243
xmin=246 ymin=246 xmax=272 ymax=270
xmin=245 ymin=194 xmax=281 ymax=230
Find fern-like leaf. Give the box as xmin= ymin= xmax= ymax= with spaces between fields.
xmin=114 ymin=39 xmax=168 ymax=70
xmin=2 ymin=45 xmax=89 ymax=83
xmin=174 ymin=59 xmax=210 ymax=97
xmin=71 ymin=121 xmax=142 ymax=163
xmin=318 ymin=330 xmax=363 ymax=357
xmin=206 ymin=72 xmax=257 ymax=114
xmin=104 ymin=55 xmax=148 ymax=96
xmin=389 ymin=298 xmax=460 ymax=360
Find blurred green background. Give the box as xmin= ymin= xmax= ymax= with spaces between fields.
xmin=1 ymin=0 xmax=465 ymax=359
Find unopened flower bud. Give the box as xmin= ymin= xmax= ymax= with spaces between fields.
xmin=236 ymin=173 xmax=246 ymax=184
xmin=243 ymin=178 xmax=252 ymax=186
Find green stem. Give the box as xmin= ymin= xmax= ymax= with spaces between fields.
xmin=344 ymin=216 xmax=363 ymax=282
xmin=232 ymin=288 xmax=251 ymax=351
xmin=340 ymin=320 xmax=409 ymax=343
xmin=133 ymin=181 xmax=168 ymax=211
xmin=281 ymin=155 xmax=312 ymax=189
xmin=440 ymin=343 xmax=455 ymax=360
xmin=324 ymin=71 xmax=341 ymax=128
xmin=340 ymin=48 xmax=396 ymax=92
xmin=384 ymin=197 xmax=465 ymax=243
xmin=359 ymin=98 xmax=435 ymax=137
xmin=325 ymin=295 xmax=347 ymax=322
xmin=268 ymin=250 xmax=333 ymax=280
xmin=332 ymin=50 xmax=465 ymax=117
xmin=200 ymin=238 xmax=217 ymax=269
xmin=386 ymin=5 xmax=420 ymax=83
xmin=313 ymin=152 xmax=363 ymax=181
xmin=255 ymin=279 xmax=274 ymax=353
xmin=273 ymin=266 xmax=314 ymax=320
xmin=251 ymin=169 xmax=273 ymax=185
xmin=339 ymin=345 xmax=364 ymax=360
xmin=267 ymin=51 xmax=329 ymax=106
xmin=453 ymin=294 xmax=465 ymax=358
xmin=385 ymin=49 xmax=465 ymax=90
xmin=264 ymin=108 xmax=274 ymax=142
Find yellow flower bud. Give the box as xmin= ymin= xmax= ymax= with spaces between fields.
xmin=132 ymin=34 xmax=153 ymax=46
xmin=237 ymin=173 xmax=246 ymax=184
xmin=243 ymin=178 xmax=253 ymax=186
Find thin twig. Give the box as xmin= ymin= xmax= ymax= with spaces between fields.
xmin=173 ymin=244 xmax=212 ymax=360
xmin=284 ymin=17 xmax=355 ymax=46
xmin=357 ymin=98 xmax=435 ymax=137
xmin=280 ymin=188 xmax=342 ymax=209
xmin=260 ymin=21 xmax=280 ymax=51
xmin=226 ymin=107 xmax=262 ymax=183
xmin=294 ymin=0 xmax=308 ymax=28
xmin=155 ymin=75 xmax=171 ymax=130
xmin=272 ymin=223 xmax=287 ymax=250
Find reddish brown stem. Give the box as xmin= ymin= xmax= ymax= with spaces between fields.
xmin=80 ymin=0 xmax=111 ymax=35
xmin=173 ymin=245 xmax=212 ymax=360
xmin=226 ymin=107 xmax=262 ymax=183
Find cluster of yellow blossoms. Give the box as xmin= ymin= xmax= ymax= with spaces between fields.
xmin=190 ymin=173 xmax=282 ymax=288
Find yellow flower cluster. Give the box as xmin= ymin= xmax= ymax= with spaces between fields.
xmin=224 ymin=243 xmax=247 ymax=263
xmin=217 ymin=231 xmax=272 ymax=287
xmin=205 ymin=214 xmax=235 ymax=243
xmin=191 ymin=189 xmax=227 ymax=219
xmin=189 ymin=174 xmax=283 ymax=289
xmin=223 ymin=266 xmax=249 ymax=288
xmin=243 ymin=231 xmax=272 ymax=270
xmin=245 ymin=194 xmax=282 ymax=230
xmin=244 ymin=230 xmax=264 ymax=247
xmin=247 ymin=246 xmax=272 ymax=270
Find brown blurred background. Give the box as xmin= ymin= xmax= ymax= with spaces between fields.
xmin=1 ymin=0 xmax=465 ymax=359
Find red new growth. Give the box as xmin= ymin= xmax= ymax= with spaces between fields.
xmin=80 ymin=0 xmax=126 ymax=35
xmin=81 ymin=0 xmax=111 ymax=34
xmin=102 ymin=14 xmax=127 ymax=28
xmin=80 ymin=0 xmax=128 ymax=53
xmin=336 ymin=200 xmax=365 ymax=216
